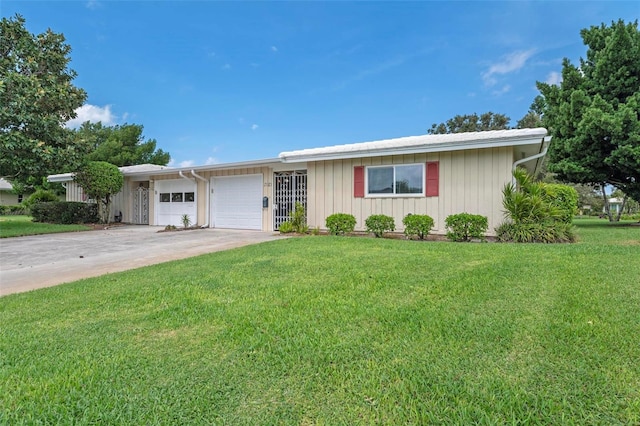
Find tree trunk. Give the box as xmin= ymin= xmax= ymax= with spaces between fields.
xmin=615 ymin=196 xmax=627 ymax=222
xmin=601 ymin=184 xmax=613 ymax=221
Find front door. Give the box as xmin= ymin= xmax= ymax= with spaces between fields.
xmin=133 ymin=184 xmax=149 ymax=224
xmin=273 ymin=170 xmax=307 ymax=230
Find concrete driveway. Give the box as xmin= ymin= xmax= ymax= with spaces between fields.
xmin=0 ymin=226 xmax=284 ymax=296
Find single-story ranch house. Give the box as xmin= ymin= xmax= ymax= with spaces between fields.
xmin=48 ymin=128 xmax=550 ymax=236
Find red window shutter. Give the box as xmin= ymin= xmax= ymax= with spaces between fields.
xmin=426 ymin=161 xmax=439 ymax=197
xmin=354 ymin=166 xmax=365 ymax=198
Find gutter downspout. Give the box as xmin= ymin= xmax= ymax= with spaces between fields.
xmin=512 ymin=136 xmax=551 ymax=184
xmin=178 ymin=170 xmax=193 ymax=182
xmin=191 ymin=170 xmax=209 ymax=228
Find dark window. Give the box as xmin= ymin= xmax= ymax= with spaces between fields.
xmin=184 ymin=192 xmax=195 ymax=202
xmin=171 ymin=192 xmax=183 ymax=202
xmin=367 ymin=164 xmax=424 ymax=196
xmin=160 ymin=193 xmax=170 ymax=202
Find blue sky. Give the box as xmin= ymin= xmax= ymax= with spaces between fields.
xmin=3 ymin=1 xmax=638 ymax=168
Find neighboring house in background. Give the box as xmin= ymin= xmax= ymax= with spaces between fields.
xmin=0 ymin=178 xmax=23 ymax=206
xmin=605 ymin=198 xmax=624 ymax=215
xmin=48 ymin=128 xmax=550 ymax=235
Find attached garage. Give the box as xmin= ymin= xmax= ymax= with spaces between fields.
xmin=155 ymin=179 xmax=197 ymax=226
xmin=211 ymin=174 xmax=263 ymax=230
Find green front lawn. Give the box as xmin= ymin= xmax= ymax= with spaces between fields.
xmin=1 ymin=221 xmax=639 ymax=424
xmin=0 ymin=215 xmax=91 ymax=238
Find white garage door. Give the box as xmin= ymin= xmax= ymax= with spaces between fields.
xmin=211 ymin=174 xmax=263 ymax=230
xmin=155 ymin=179 xmax=197 ymax=226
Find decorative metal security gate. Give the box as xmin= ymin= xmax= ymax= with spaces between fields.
xmin=273 ymin=170 xmax=307 ymax=230
xmin=133 ymin=185 xmax=149 ymax=224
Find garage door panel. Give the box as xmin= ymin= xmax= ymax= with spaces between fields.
xmin=155 ymin=179 xmax=197 ymax=226
xmin=212 ymin=175 xmax=262 ymax=230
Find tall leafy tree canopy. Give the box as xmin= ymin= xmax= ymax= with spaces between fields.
xmin=75 ymin=122 xmax=170 ymax=167
xmin=0 ymin=15 xmax=87 ymax=187
xmin=538 ymin=19 xmax=640 ymax=202
xmin=428 ymin=112 xmax=511 ymax=134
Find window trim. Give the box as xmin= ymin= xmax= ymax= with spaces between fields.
xmin=365 ymin=163 xmax=425 ymax=198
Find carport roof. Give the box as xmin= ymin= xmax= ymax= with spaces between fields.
xmin=48 ymin=164 xmax=173 ymax=182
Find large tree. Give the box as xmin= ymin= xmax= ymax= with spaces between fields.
xmin=537 ymin=19 xmax=640 ymax=207
xmin=75 ymin=122 xmax=170 ymax=166
xmin=74 ymin=161 xmax=123 ymax=224
xmin=428 ymin=112 xmax=511 ymax=134
xmin=0 ymin=15 xmax=87 ymax=188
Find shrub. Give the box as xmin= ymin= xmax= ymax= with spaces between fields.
xmin=23 ymin=189 xmax=58 ymax=209
xmin=0 ymin=205 xmax=29 ymax=215
xmin=325 ymin=213 xmax=356 ymax=235
xmin=31 ymin=201 xmax=98 ymax=224
xmin=402 ymin=214 xmax=434 ymax=240
xmin=499 ymin=168 xmax=578 ymax=243
xmin=496 ymin=222 xmax=576 ymax=243
xmin=181 ymin=214 xmax=192 ymax=228
xmin=365 ymin=214 xmax=395 ymax=238
xmin=288 ymin=202 xmax=308 ymax=233
xmin=445 ymin=213 xmax=488 ymax=242
xmin=278 ymin=221 xmax=294 ymax=234
xmin=543 ymin=184 xmax=578 ymax=224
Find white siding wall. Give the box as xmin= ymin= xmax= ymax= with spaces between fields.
xmin=307 ymin=147 xmax=513 ymax=236
xmin=150 ymin=167 xmax=273 ymax=230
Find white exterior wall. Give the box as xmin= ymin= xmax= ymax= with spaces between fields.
xmin=64 ymin=180 xmax=127 ymax=222
xmin=306 ymin=146 xmax=513 ymax=236
xmin=149 ymin=167 xmax=274 ymax=230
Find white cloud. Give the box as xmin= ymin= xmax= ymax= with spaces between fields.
xmin=205 ymin=157 xmax=218 ymax=165
xmin=222 ymin=63 xmax=231 ymax=70
xmin=482 ymin=49 xmax=536 ymax=86
xmin=492 ymin=85 xmax=511 ymax=96
xmin=271 ymin=46 xmax=278 ymax=52
xmin=546 ymin=71 xmax=562 ymax=86
xmin=65 ymin=104 xmax=116 ymax=128
xmin=179 ymin=160 xmax=195 ymax=168
xmin=86 ymin=0 xmax=101 ymax=10
xmin=251 ymin=124 xmax=259 ymax=131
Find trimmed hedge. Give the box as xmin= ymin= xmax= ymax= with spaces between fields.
xmin=543 ymin=184 xmax=578 ymax=224
xmin=0 ymin=205 xmax=29 ymax=215
xmin=365 ymin=214 xmax=395 ymax=238
xmin=23 ymin=189 xmax=59 ymax=209
xmin=445 ymin=213 xmax=488 ymax=242
xmin=31 ymin=202 xmax=98 ymax=224
xmin=402 ymin=214 xmax=434 ymax=240
xmin=325 ymin=213 xmax=356 ymax=235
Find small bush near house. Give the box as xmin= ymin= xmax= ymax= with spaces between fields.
xmin=498 ymin=168 xmax=577 ymax=243
xmin=402 ymin=214 xmax=434 ymax=240
xmin=445 ymin=213 xmax=488 ymax=242
xmin=288 ymin=202 xmax=308 ymax=234
xmin=495 ymin=222 xmax=576 ymax=243
xmin=0 ymin=205 xmax=29 ymax=215
xmin=23 ymin=189 xmax=58 ymax=209
xmin=181 ymin=214 xmax=192 ymax=228
xmin=31 ymin=202 xmax=98 ymax=224
xmin=278 ymin=221 xmax=294 ymax=234
xmin=365 ymin=214 xmax=395 ymax=238
xmin=543 ymin=184 xmax=579 ymax=224
xmin=325 ymin=213 xmax=356 ymax=235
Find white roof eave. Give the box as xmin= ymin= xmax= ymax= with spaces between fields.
xmin=280 ymin=133 xmax=547 ymax=163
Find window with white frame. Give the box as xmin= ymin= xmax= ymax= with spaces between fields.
xmin=367 ymin=164 xmax=424 ymax=196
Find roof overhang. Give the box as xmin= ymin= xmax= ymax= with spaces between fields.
xmin=279 ymin=128 xmax=548 ymax=163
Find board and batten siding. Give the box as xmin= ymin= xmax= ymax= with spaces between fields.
xmin=149 ymin=167 xmax=273 ymax=230
xmin=306 ymin=146 xmax=513 ymax=236
xmin=63 ymin=181 xmax=127 ymax=222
